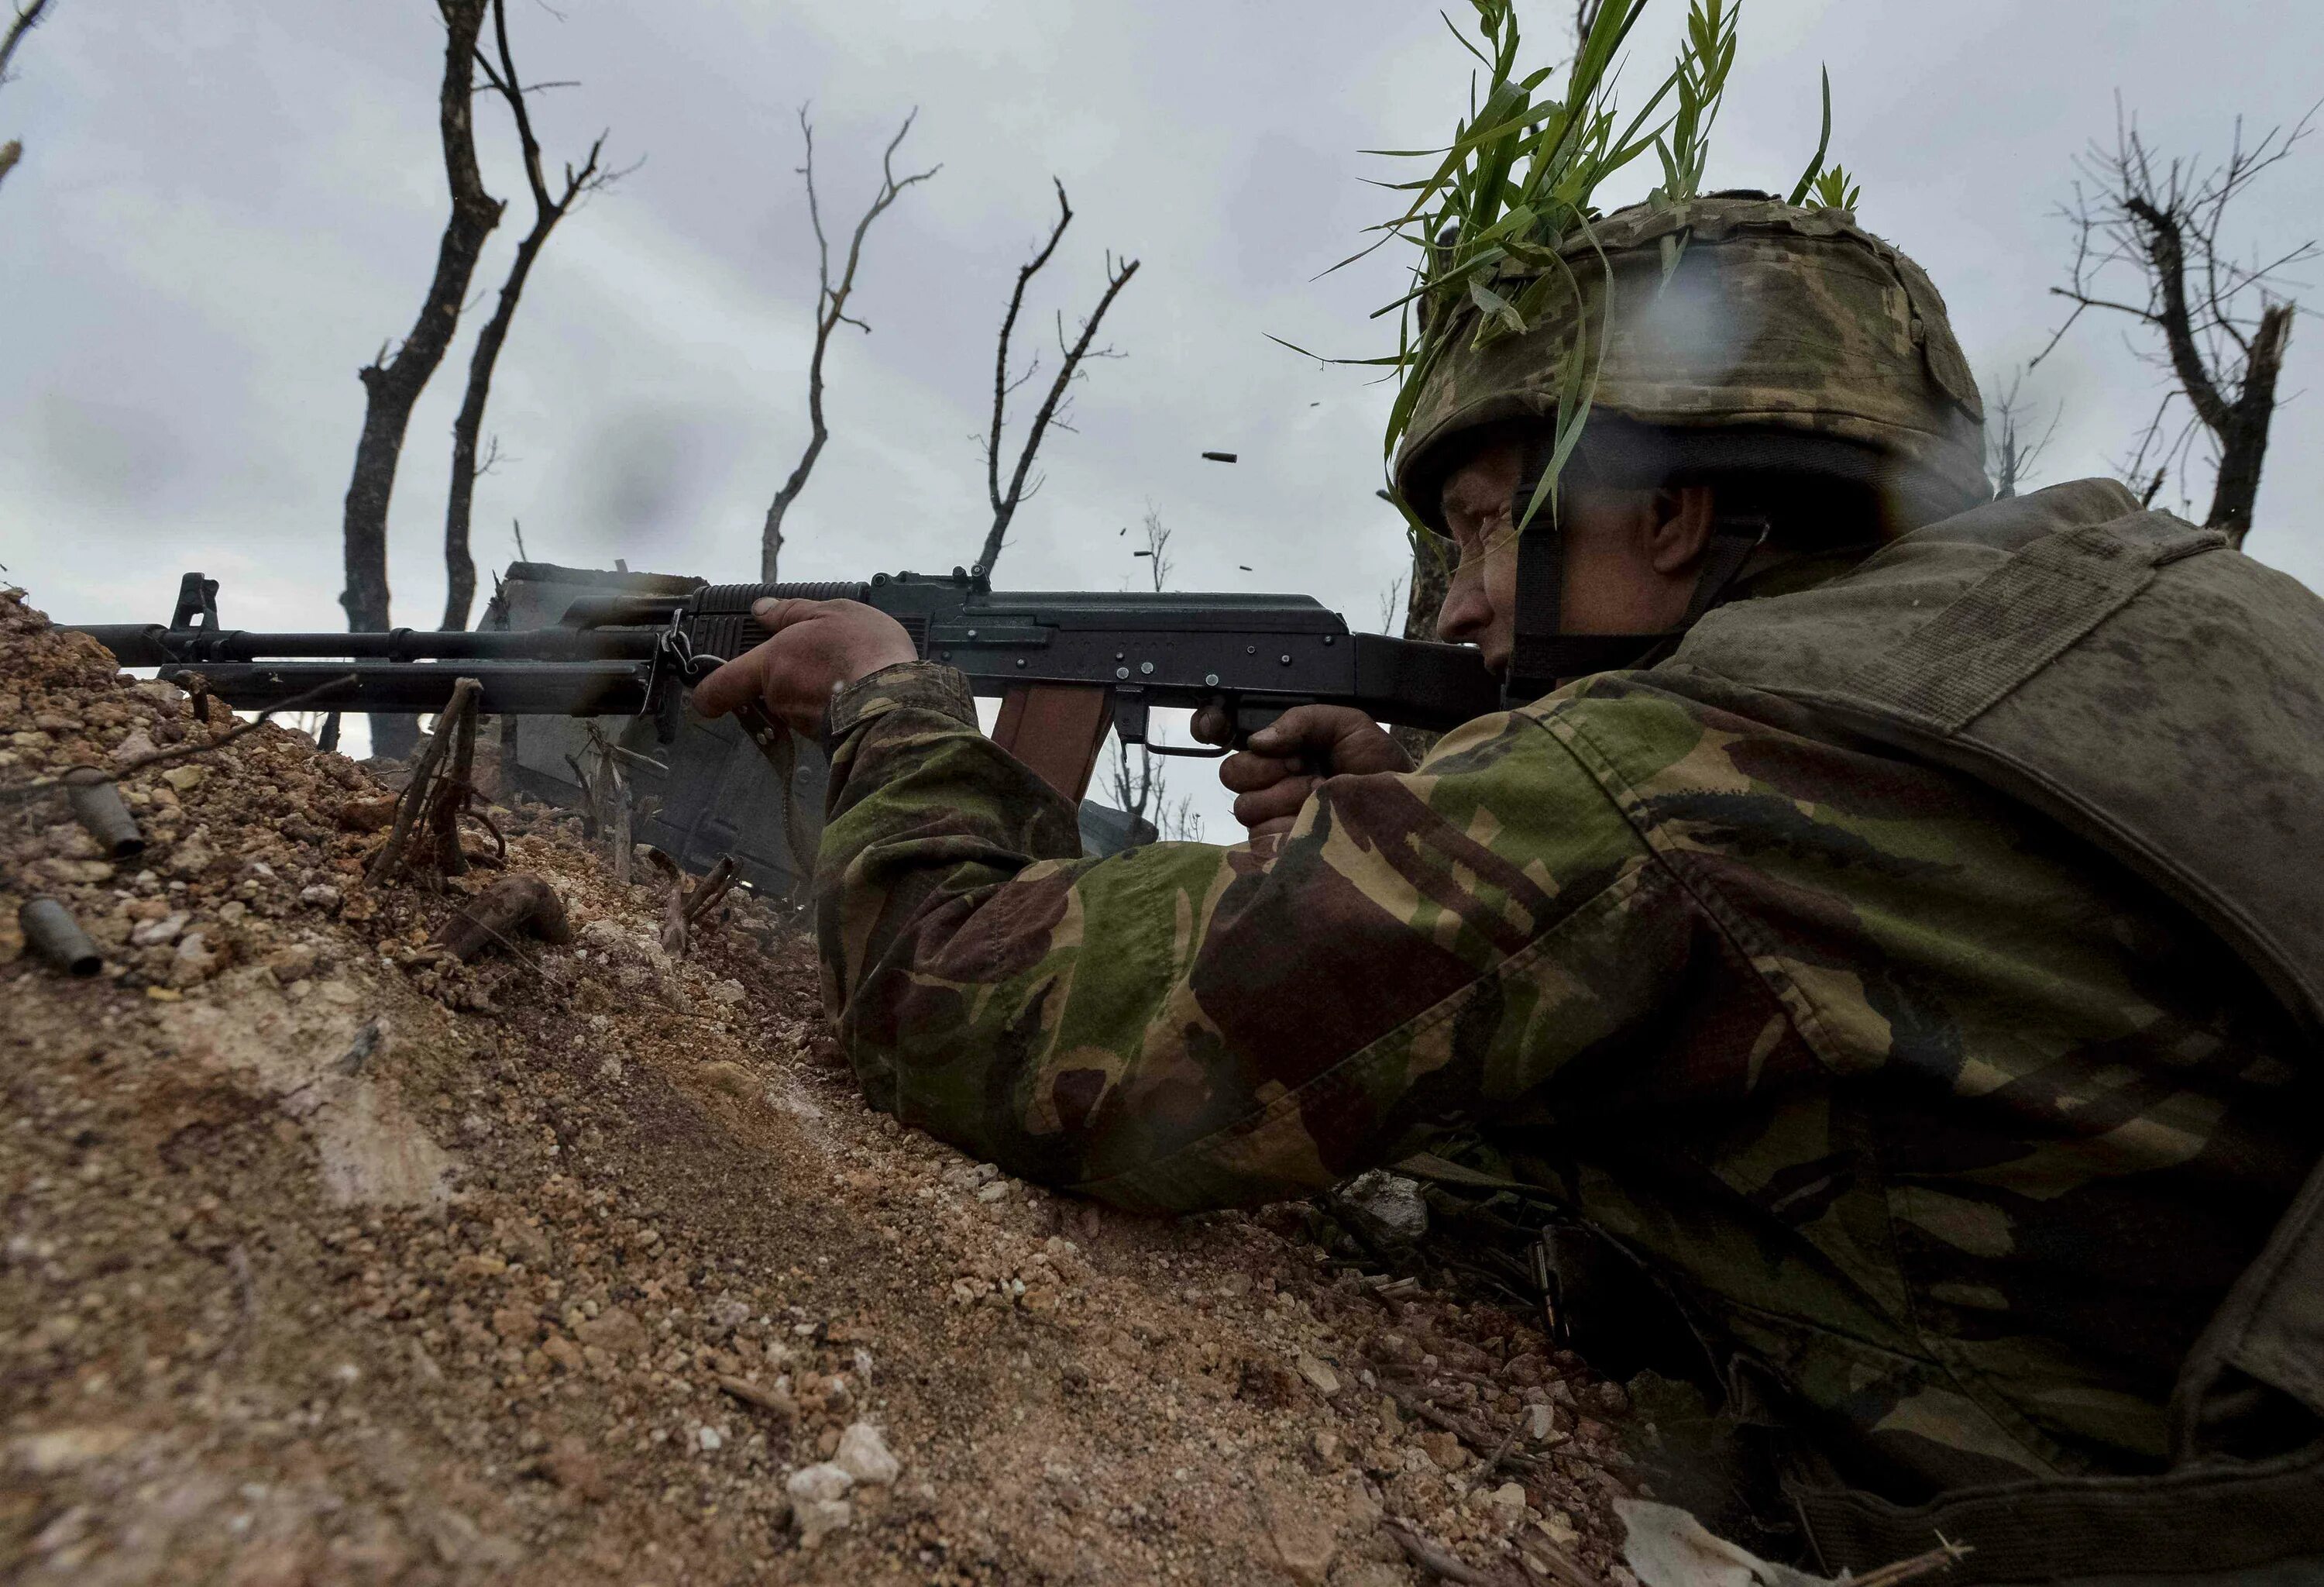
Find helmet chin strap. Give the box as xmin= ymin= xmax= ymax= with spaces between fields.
xmin=1499 ymin=460 xmax=1769 ymax=708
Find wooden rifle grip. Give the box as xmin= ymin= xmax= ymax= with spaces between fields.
xmin=990 ymin=683 xmax=1112 ymax=803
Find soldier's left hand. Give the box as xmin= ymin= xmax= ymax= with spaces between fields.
xmin=693 ymin=597 xmax=920 ymax=735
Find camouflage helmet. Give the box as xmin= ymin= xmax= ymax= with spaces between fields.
xmin=1391 ymin=195 xmax=1991 ymax=533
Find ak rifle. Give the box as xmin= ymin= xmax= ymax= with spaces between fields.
xmin=73 ymin=570 xmax=1499 ymax=800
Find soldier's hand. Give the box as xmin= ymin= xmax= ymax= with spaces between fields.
xmin=692 ymin=598 xmax=920 ymax=735
xmin=1190 ymin=704 xmax=1412 ymax=842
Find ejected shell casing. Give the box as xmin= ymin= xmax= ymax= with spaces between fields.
xmin=19 ymin=897 xmax=102 ymax=976
xmin=65 ymin=775 xmax=146 ymax=859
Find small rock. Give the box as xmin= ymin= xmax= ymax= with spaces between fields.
xmin=167 ymin=829 xmax=217 ymax=878
xmin=160 ymin=764 xmax=208 ymax=792
xmin=1487 ymin=1482 xmax=1528 ymax=1516
xmin=110 ymin=729 xmax=158 ymax=763
xmin=696 ymin=1425 xmax=724 ymax=1452
xmin=1312 ymin=1430 xmax=1340 ymax=1463
xmin=975 ymin=1182 xmax=1009 ymax=1203
xmin=1528 ymin=1403 xmax=1556 ymax=1442
xmin=786 ymin=1462 xmax=855 ymax=1548
xmin=1294 ymin=1352 xmax=1341 ymax=1397
xmin=710 ymin=978 xmax=747 ymax=1005
xmin=834 ymin=1421 xmax=899 ymax=1485
xmin=1263 ymin=1488 xmax=1337 ymax=1586
xmin=573 ymin=1306 xmax=648 ymax=1358
xmin=263 ymin=943 xmax=320 ymax=982
xmin=1339 ymin=1169 xmax=1428 ymax=1242
xmin=704 ymin=1296 xmax=753 ymax=1336
xmin=1418 ymin=1430 xmax=1466 ymax=1472
xmin=300 ymin=883 xmax=342 ymax=911
xmin=171 ymin=930 xmax=225 ymax=986
xmin=794 ymin=1496 xmax=851 ymax=1547
xmin=130 ymin=911 xmax=189 ymax=948
xmin=334 ymin=794 xmax=397 ymax=833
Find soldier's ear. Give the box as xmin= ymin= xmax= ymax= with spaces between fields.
xmin=1645 ymin=485 xmax=1718 ymax=575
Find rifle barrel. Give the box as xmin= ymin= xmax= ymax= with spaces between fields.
xmin=70 ymin=625 xmax=659 ymax=666
xmin=153 ymin=661 xmax=651 ymax=718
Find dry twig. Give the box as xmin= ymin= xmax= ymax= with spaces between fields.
xmin=368 ymin=678 xmax=485 ymax=888
xmin=1851 ymin=1537 xmax=1973 ymax=1587
xmin=1384 ymin=1520 xmax=1527 ymax=1587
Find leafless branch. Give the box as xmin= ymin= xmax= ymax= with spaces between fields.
xmin=985 ymin=181 xmax=1073 ymax=529
xmin=1983 ymin=368 xmax=2061 ymax=500
xmin=441 ymin=0 xmax=626 ymax=630
xmin=758 ymin=108 xmax=940 ymax=583
xmin=2037 ymin=95 xmax=2315 ymax=544
xmin=0 ymin=0 xmax=56 ymax=89
xmin=975 ymin=207 xmax=1140 ymax=577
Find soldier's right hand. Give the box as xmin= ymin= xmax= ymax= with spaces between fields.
xmin=1189 ymin=704 xmax=1411 ymax=842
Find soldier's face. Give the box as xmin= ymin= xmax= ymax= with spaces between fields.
xmin=1434 ymin=438 xmax=1717 ymax=676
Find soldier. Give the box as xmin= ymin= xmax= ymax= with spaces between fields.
xmin=696 ymin=196 xmax=2324 ymax=1582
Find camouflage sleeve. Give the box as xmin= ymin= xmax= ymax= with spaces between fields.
xmin=813 ymin=662 xmax=1690 ymax=1213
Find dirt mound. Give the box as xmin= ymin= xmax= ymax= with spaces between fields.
xmin=0 ymin=586 xmax=1638 ymax=1585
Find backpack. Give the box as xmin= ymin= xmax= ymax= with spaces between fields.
xmin=1660 ymin=478 xmax=2324 ymax=1582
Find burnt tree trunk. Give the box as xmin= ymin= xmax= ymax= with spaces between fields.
xmin=442 ymin=0 xmax=610 ymax=631
xmin=342 ymin=0 xmax=503 ymax=757
xmin=2205 ymin=301 xmax=2292 ymax=548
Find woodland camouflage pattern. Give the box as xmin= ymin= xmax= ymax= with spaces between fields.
xmin=1393 ymin=197 xmax=1992 ymax=530
xmin=813 ymin=648 xmax=2314 ymax=1500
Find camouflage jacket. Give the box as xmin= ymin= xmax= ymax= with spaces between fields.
xmin=812 ymin=601 xmax=2313 ymax=1500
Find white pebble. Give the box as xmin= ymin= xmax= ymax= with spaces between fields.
xmin=834 ymin=1422 xmax=899 ymax=1485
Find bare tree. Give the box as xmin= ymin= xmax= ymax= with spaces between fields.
xmin=2034 ymin=100 xmax=2315 ymax=546
xmin=342 ymin=0 xmax=504 ymax=758
xmin=758 ymin=109 xmax=938 ymax=584
xmin=975 ymin=181 xmax=1140 ymax=578
xmin=1983 ymin=368 xmax=2060 ymax=501
xmin=0 ymin=0 xmax=59 ymax=194
xmin=439 ymin=0 xmax=624 ymax=630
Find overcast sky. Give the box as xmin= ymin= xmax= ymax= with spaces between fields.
xmin=5 ymin=1 xmax=2319 ymax=835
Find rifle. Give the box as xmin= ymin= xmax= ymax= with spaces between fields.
xmin=74 ymin=568 xmax=1498 ymax=802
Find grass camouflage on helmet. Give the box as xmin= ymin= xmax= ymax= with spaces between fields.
xmin=1392 ymin=195 xmax=1994 ymax=536
xmin=1318 ymin=0 xmax=1984 ymax=533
